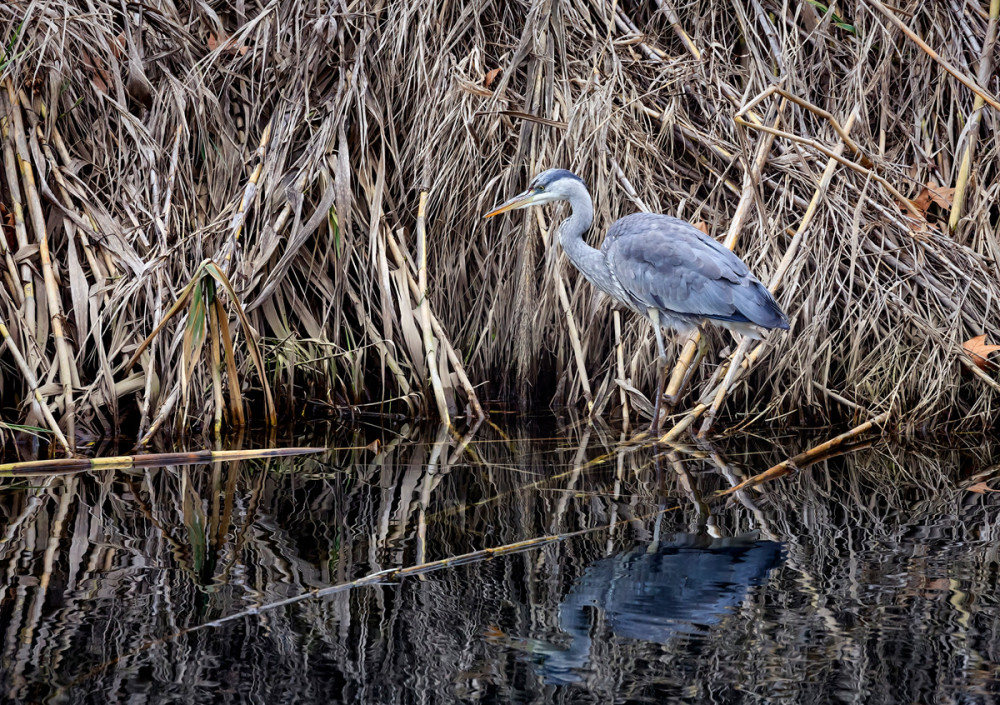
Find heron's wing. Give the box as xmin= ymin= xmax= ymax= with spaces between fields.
xmin=604 ymin=214 xmax=785 ymax=327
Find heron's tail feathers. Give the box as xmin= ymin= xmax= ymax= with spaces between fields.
xmin=734 ymin=279 xmax=789 ymax=332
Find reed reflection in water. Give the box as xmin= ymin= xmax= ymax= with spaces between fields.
xmin=1 ymin=421 xmax=999 ymax=703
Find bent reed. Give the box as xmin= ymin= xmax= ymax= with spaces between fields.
xmin=0 ymin=0 xmax=998 ymax=446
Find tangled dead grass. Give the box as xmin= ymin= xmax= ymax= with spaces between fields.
xmin=0 ymin=0 xmax=998 ymax=447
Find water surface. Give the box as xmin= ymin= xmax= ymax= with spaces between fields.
xmin=1 ymin=422 xmax=998 ymax=703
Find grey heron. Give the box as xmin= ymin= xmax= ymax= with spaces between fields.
xmin=484 ymin=168 xmax=789 ymax=431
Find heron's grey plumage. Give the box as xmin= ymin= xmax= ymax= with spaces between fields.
xmin=519 ymin=168 xmax=789 ymax=339
xmin=603 ymin=213 xmax=789 ymax=338
xmin=486 ymin=167 xmax=789 ymax=429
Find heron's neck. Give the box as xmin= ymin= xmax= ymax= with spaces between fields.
xmin=557 ymin=186 xmax=616 ymax=296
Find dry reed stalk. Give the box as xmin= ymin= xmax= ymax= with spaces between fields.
xmin=23 ymin=92 xmax=108 ymax=287
xmin=652 ymin=0 xmax=700 ymax=60
xmin=0 ymin=318 xmax=70 ymax=451
xmin=949 ymin=0 xmax=1000 ymax=230
xmin=865 ymin=0 xmax=1000 ymax=112
xmin=345 ymin=286 xmax=416 ymax=412
xmin=661 ymin=102 xmax=785 ymax=418
xmin=738 ymin=86 xmax=871 ymax=167
xmin=208 ymin=300 xmax=225 ymax=436
xmin=614 ymin=310 xmax=629 ymax=433
xmin=734 ymin=116 xmax=924 ymax=220
xmin=221 ymin=121 xmax=273 ymax=273
xmin=384 ymin=227 xmax=484 ymax=419
xmin=715 ymin=409 xmax=892 ymax=496
xmin=4 ymin=79 xmax=76 ymax=447
xmin=417 ymin=191 xmax=451 ymax=424
xmin=138 ymin=387 xmax=179 ymax=447
xmin=697 ymin=108 xmax=862 ymax=435
xmin=216 ymin=298 xmax=246 ymax=427
xmin=0 ymin=447 xmax=322 ymax=475
xmin=656 ymin=340 xmax=769 ymax=443
xmin=19 ymin=95 xmax=98 ymax=341
xmin=0 ymin=105 xmax=35 ymax=342
xmin=157 ymin=125 xmax=183 ymax=246
xmin=137 ymin=271 xmax=164 ymax=437
xmin=1 ymin=0 xmax=998 ymax=435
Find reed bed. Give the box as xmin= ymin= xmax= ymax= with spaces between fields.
xmin=0 ymin=0 xmax=998 ymax=444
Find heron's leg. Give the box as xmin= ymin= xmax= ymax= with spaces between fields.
xmin=649 ymin=310 xmax=668 ymax=432
xmin=664 ymin=328 xmax=709 ymax=411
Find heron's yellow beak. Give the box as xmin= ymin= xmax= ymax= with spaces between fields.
xmin=483 ymin=190 xmax=539 ymax=219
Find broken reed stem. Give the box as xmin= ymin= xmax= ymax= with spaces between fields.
xmin=0 ymin=447 xmax=323 ymax=475
xmin=737 ymin=86 xmax=871 ymax=167
xmin=217 ymin=298 xmax=246 ymax=427
xmin=865 ymin=0 xmax=1000 ymax=113
xmin=209 ymin=301 xmax=225 ymax=437
xmin=716 ymin=409 xmax=892 ymax=496
xmin=221 ymin=121 xmax=272 ymax=273
xmin=138 ymin=386 xmax=180 ymax=447
xmin=733 ymin=116 xmax=924 ymax=220
xmin=384 ymin=228 xmax=485 ymax=419
xmin=959 ymin=353 xmax=1000 ymax=394
xmin=22 ymin=91 xmax=107 ymax=287
xmin=664 ymin=101 xmax=785 ymax=405
xmin=0 ymin=318 xmax=71 ymax=452
xmin=160 ymin=124 xmax=183 ymax=245
xmin=948 ymin=0 xmax=999 ymax=230
xmin=652 ymin=0 xmax=701 ymax=60
xmin=5 ymin=79 xmax=76 ymax=448
xmin=614 ymin=310 xmax=629 ymax=433
xmin=659 ymin=341 xmax=767 ymax=442
xmin=417 ymin=191 xmax=451 ymax=425
xmin=0 ymin=107 xmax=36 ymax=343
xmin=698 ymin=337 xmax=753 ymax=436
xmin=696 ymin=108 xmax=861 ymax=435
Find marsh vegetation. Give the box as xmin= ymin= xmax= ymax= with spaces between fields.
xmin=2 ymin=3 xmax=1000 ymax=700
xmin=0 ymin=0 xmax=999 ymax=446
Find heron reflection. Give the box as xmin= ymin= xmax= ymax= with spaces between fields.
xmin=515 ymin=533 xmax=783 ymax=685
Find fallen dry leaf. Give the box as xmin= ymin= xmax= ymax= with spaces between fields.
xmin=967 ymin=481 xmax=1000 ymax=494
xmin=963 ymin=335 xmax=1000 ymax=371
xmin=81 ymin=50 xmax=111 ymax=94
xmin=112 ymin=32 xmax=126 ymax=59
xmin=907 ymin=180 xmax=956 ymax=216
xmin=484 ymin=67 xmax=501 ymax=88
xmin=924 ymin=183 xmax=955 ymax=209
xmin=208 ymin=32 xmax=249 ymax=56
xmin=693 ymin=221 xmax=710 ymax=235
xmin=365 ymin=438 xmax=381 ymax=453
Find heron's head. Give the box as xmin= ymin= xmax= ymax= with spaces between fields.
xmin=484 ymin=169 xmax=586 ymax=218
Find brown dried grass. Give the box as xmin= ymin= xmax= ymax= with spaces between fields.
xmin=0 ymin=0 xmax=999 ymax=444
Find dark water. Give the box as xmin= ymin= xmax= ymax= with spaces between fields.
xmin=2 ymin=421 xmax=1000 ymax=703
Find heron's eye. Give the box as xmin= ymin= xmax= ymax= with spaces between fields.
xmin=535 ymin=185 xmax=545 ymax=192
